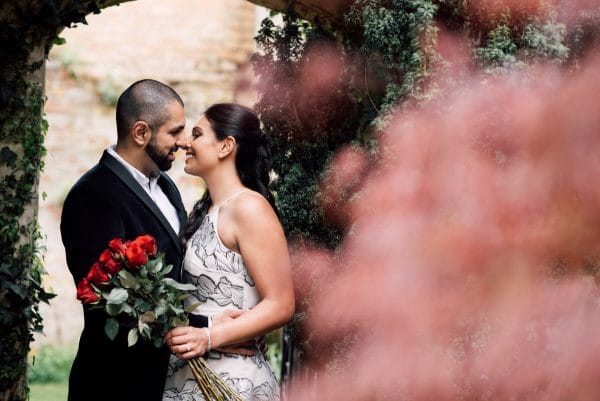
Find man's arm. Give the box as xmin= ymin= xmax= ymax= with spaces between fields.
xmin=61 ymin=183 xmax=126 ymax=283
xmin=210 ymin=310 xmax=264 ymax=356
xmin=187 ymin=314 xmax=209 ymax=328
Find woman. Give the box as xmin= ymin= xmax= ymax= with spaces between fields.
xmin=163 ymin=103 xmax=295 ymax=401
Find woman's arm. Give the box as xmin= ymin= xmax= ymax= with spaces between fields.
xmin=165 ymin=192 xmax=294 ymax=358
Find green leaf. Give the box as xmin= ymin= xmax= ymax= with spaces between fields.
xmin=145 ymin=258 xmax=159 ymax=273
xmin=4 ymin=282 xmax=27 ymax=299
xmin=186 ymin=302 xmax=202 ymax=313
xmin=152 ymin=284 xmax=165 ymax=299
xmin=106 ymin=303 xmax=122 ymax=316
xmin=155 ymin=304 xmax=167 ymax=317
xmin=105 ymin=318 xmax=119 ymax=340
xmin=169 ymin=304 xmax=184 ymax=315
xmin=160 ymin=263 xmax=173 ymax=276
xmin=143 ymin=324 xmax=152 ymax=338
xmin=178 ymin=294 xmax=192 ymax=302
xmin=127 ymin=328 xmax=139 ymax=347
xmin=161 ymin=278 xmax=196 ymax=291
xmin=118 ymin=270 xmax=139 ymax=289
xmin=106 ymin=287 xmax=128 ymax=304
xmin=153 ymin=337 xmax=164 ymax=348
xmin=137 ymin=300 xmax=152 ymax=312
xmin=151 ymin=258 xmax=163 ymax=273
xmin=53 ymin=36 xmax=66 ymax=45
xmin=1 ymin=147 xmax=18 ymax=167
xmin=138 ymin=318 xmax=150 ymax=336
xmin=171 ymin=317 xmax=188 ymax=327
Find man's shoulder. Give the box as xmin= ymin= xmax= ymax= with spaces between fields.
xmin=68 ymin=162 xmax=116 ymax=194
xmin=64 ymin=154 xmax=130 ymax=208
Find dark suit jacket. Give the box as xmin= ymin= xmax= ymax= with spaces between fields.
xmin=61 ymin=151 xmax=189 ymax=401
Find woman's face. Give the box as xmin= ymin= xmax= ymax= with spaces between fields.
xmin=184 ymin=115 xmax=222 ymax=177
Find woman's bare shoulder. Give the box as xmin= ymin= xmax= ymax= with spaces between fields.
xmin=230 ymin=190 xmax=279 ymax=228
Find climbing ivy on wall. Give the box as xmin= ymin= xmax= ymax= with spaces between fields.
xmin=0 ymin=2 xmax=126 ymax=400
xmin=254 ymin=14 xmax=359 ymax=249
xmin=0 ymin=80 xmax=53 ymax=398
xmin=254 ymin=0 xmax=581 ymax=249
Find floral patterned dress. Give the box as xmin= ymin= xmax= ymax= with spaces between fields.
xmin=163 ymin=191 xmax=280 ymax=401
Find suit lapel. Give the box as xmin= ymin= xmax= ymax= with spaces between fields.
xmin=100 ymin=151 xmax=183 ymax=255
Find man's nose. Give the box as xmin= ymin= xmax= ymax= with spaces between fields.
xmin=175 ymin=131 xmax=187 ymax=147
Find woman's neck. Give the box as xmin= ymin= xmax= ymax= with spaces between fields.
xmin=203 ymin=169 xmax=246 ymax=207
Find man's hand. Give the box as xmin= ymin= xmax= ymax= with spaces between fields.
xmin=212 ymin=309 xmax=259 ymax=356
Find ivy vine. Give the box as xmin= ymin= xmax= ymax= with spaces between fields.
xmin=0 ymin=2 xmax=124 ymax=400
xmin=0 ymin=80 xmax=54 ymax=398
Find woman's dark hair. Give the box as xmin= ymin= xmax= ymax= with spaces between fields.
xmin=181 ymin=103 xmax=278 ymax=243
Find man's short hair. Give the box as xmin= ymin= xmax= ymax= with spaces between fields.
xmin=115 ymin=79 xmax=184 ymax=140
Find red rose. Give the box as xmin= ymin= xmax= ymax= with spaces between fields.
xmin=86 ymin=262 xmax=111 ymax=287
xmin=132 ymin=235 xmax=157 ymax=257
xmin=108 ymin=238 xmax=127 ymax=259
xmin=76 ymin=279 xmax=99 ymax=304
xmin=125 ymin=242 xmax=147 ymax=269
xmin=99 ymin=249 xmax=122 ymax=274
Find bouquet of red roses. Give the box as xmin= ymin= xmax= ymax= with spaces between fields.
xmin=76 ymin=234 xmax=243 ymax=401
xmin=76 ymin=234 xmax=196 ymax=348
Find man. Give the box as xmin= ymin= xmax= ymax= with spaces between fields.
xmin=61 ymin=79 xmax=205 ymax=401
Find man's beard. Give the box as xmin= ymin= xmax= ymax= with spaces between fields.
xmin=145 ymin=140 xmax=176 ymax=171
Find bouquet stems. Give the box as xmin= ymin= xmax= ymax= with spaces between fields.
xmin=188 ymin=357 xmax=244 ymax=401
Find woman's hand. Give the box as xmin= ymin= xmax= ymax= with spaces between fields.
xmin=164 ymin=326 xmax=210 ymax=360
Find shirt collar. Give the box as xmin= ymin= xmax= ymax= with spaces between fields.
xmin=107 ymin=145 xmax=159 ymax=191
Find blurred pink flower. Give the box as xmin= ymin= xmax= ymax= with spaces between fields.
xmin=288 ymin=52 xmax=600 ymax=401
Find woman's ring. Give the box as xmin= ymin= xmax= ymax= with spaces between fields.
xmin=186 ymin=344 xmax=191 ymax=352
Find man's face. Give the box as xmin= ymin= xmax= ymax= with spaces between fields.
xmin=145 ymin=101 xmax=186 ymax=172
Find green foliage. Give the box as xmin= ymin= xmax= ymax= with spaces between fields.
xmin=254 ymin=14 xmax=362 ymax=248
xmin=0 ymin=2 xmax=117 ymax=399
xmin=523 ymin=21 xmax=569 ymax=60
xmin=347 ymin=0 xmax=439 ymax=115
xmin=476 ymin=18 xmax=569 ymax=70
xmin=0 ymin=80 xmax=54 ymax=398
xmin=28 ymin=344 xmax=76 ymax=384
xmin=29 ymin=382 xmax=68 ymax=401
xmin=266 ymin=329 xmax=283 ymax=379
xmin=566 ymin=8 xmax=600 ymax=61
xmin=476 ymin=24 xmax=518 ymax=66
xmin=254 ymin=1 xmax=579 ymax=253
xmin=80 ymin=245 xmax=195 ymax=348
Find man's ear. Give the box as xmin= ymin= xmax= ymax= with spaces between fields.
xmin=131 ymin=121 xmax=150 ymax=146
xmin=218 ymin=136 xmax=236 ymax=159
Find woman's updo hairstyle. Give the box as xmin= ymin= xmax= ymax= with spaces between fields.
xmin=182 ymin=103 xmax=278 ymax=244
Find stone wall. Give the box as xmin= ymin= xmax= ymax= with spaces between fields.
xmin=36 ymin=0 xmax=266 ymax=346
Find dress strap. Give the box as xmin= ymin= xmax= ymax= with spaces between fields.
xmin=212 ymin=189 xmax=250 ymax=212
